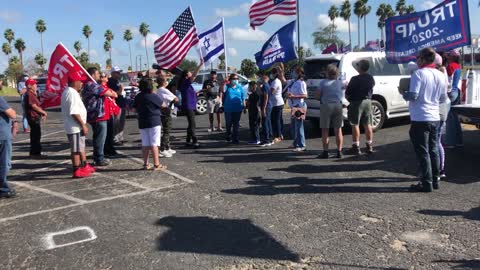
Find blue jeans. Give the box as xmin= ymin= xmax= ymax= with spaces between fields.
xmin=271 ymin=105 xmax=283 ymax=139
xmin=0 ymin=139 xmax=12 ymax=193
xmin=291 ymin=117 xmax=306 ymax=148
xmin=225 ymin=111 xmax=242 ymax=142
xmin=445 ymin=91 xmax=463 ymax=146
xmin=409 ymin=121 xmax=440 ymax=183
xmin=91 ymin=121 xmax=108 ymax=163
xmin=262 ymin=107 xmax=273 ymax=143
xmin=437 ymin=121 xmax=445 ymax=171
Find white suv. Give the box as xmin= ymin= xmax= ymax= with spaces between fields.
xmin=304 ymin=52 xmax=411 ymax=131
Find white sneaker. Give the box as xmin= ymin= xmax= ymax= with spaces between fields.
xmin=293 ymin=147 xmax=306 ymax=152
xmin=168 ymin=149 xmax=176 ymax=154
xmin=160 ymin=151 xmax=172 ymax=158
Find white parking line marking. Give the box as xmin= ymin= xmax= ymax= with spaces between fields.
xmin=14 ymin=130 xmax=65 ymax=144
xmin=94 ymin=171 xmax=150 ymax=190
xmin=116 ymin=151 xmax=195 ymax=184
xmin=0 ymin=184 xmax=185 ymax=223
xmin=42 ymin=226 xmax=97 ymax=250
xmin=10 ymin=181 xmax=86 ymax=203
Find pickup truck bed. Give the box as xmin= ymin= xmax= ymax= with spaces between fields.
xmin=451 ymin=104 xmax=480 ymax=126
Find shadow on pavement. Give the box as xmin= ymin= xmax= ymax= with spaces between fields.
xmin=222 ymin=176 xmax=411 ymax=196
xmin=320 ymin=262 xmax=406 ymax=270
xmin=417 ymin=206 xmax=480 ymax=221
xmin=433 ymin=259 xmax=480 ymax=269
xmin=155 ymin=216 xmax=300 ymax=261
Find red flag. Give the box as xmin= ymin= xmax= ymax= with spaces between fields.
xmin=322 ymin=43 xmax=338 ymax=54
xmin=42 ymin=43 xmax=92 ymax=108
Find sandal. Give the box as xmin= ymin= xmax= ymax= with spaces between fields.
xmin=143 ymin=164 xmax=153 ymax=170
xmin=153 ymin=164 xmax=167 ymax=171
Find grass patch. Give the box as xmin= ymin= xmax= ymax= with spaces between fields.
xmin=0 ymin=87 xmax=19 ymax=97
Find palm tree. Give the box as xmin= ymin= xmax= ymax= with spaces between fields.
xmin=123 ymin=29 xmax=133 ymax=70
xmin=353 ymin=0 xmax=364 ymax=48
xmin=2 ymin=42 xmax=12 ymax=59
xmin=361 ymin=0 xmax=371 ymax=47
xmin=34 ymin=53 xmax=46 ymax=67
xmin=406 ymin=5 xmax=415 ymax=14
xmin=106 ymin=58 xmax=112 ymax=69
xmin=395 ymin=0 xmax=407 ymax=15
xmin=328 ymin=5 xmax=340 ymax=40
xmin=4 ymin=29 xmax=15 ymax=45
xmin=139 ymin=22 xmax=150 ymax=69
xmin=376 ymin=4 xmax=395 ymax=43
xmin=340 ymin=0 xmax=352 ymax=47
xmin=14 ymin=38 xmax=26 ymax=68
xmin=35 ymin=19 xmax=47 ymax=63
xmin=73 ymin=41 xmax=82 ymax=57
xmin=9 ymin=56 xmax=20 ymax=65
xmin=82 ymin=25 xmax=92 ymax=61
xmin=104 ymin=29 xmax=114 ymax=65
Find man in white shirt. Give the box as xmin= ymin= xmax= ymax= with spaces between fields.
xmin=61 ymin=73 xmax=95 ymax=178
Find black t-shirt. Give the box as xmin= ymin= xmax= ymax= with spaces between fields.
xmin=203 ymin=79 xmax=220 ymax=100
xmin=132 ymin=92 xmax=163 ymax=129
xmin=107 ymin=77 xmax=126 ymax=108
xmin=345 ymin=73 xmax=375 ymax=101
xmin=247 ymin=91 xmax=260 ymax=113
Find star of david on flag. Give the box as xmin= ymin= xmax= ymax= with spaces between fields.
xmin=197 ymin=20 xmax=225 ymax=67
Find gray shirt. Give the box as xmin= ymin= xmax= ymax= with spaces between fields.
xmin=318 ymin=79 xmax=343 ymax=104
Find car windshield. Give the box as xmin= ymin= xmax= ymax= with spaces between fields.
xmin=305 ymin=60 xmax=340 ymax=79
xmin=119 ymin=74 xmax=130 ymax=83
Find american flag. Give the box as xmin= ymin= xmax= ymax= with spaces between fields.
xmin=249 ymin=0 xmax=297 ymax=29
xmin=154 ymin=7 xmax=199 ymax=70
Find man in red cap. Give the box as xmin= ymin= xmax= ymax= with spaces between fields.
xmin=61 ymin=73 xmax=95 ymax=178
xmin=24 ymin=79 xmax=48 ymax=158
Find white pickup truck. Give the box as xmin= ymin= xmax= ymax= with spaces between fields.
xmin=451 ymin=69 xmax=480 ymax=129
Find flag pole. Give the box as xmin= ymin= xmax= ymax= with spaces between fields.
xmin=222 ymin=17 xmax=228 ymax=77
xmin=296 ymin=0 xmax=301 ymax=58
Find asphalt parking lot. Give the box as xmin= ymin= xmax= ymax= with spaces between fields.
xmin=0 ymin=96 xmax=479 ymax=270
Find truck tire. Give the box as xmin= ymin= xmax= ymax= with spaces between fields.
xmin=371 ymin=100 xmax=386 ymax=132
xmin=196 ymin=96 xmax=208 ymax=115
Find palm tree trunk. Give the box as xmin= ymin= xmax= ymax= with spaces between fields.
xmin=357 ymin=16 xmax=361 ymax=48
xmin=144 ymin=38 xmax=149 ymax=71
xmin=20 ymin=53 xmax=23 ymax=70
xmin=128 ymin=42 xmax=133 ymax=71
xmin=109 ymin=49 xmax=112 ymax=66
xmin=40 ymin=33 xmax=44 ymax=70
xmin=364 ymin=15 xmax=367 ymax=47
xmin=348 ymin=18 xmax=352 ymax=47
xmin=87 ymin=38 xmax=91 ymax=62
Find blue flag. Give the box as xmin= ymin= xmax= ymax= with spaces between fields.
xmin=385 ymin=0 xmax=471 ymax=63
xmin=255 ymin=20 xmax=298 ymax=70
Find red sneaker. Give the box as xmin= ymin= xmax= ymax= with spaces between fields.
xmin=73 ymin=167 xmax=91 ymax=178
xmin=84 ymin=163 xmax=96 ymax=173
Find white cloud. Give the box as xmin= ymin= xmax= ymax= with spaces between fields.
xmin=0 ymin=10 xmax=21 ymax=23
xmin=316 ymin=14 xmax=356 ymax=33
xmin=215 ymin=8 xmax=241 ymax=17
xmin=421 ymin=0 xmax=438 ymax=9
xmin=227 ymin=27 xmax=269 ymax=41
xmin=137 ymin=33 xmax=161 ymax=49
xmin=228 ymin=48 xmax=238 ymax=57
xmin=111 ymin=48 xmax=127 ymax=57
xmin=318 ymin=0 xmax=344 ymax=4
xmin=80 ymin=49 xmax=98 ymax=58
xmin=301 ymin=42 xmax=310 ymax=49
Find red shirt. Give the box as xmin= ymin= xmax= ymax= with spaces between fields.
xmin=96 ymin=84 xmax=112 ymax=122
xmin=446 ymin=62 xmax=461 ymax=77
xmin=24 ymin=90 xmax=41 ymax=121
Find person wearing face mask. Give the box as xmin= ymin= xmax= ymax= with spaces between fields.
xmin=222 ymin=73 xmax=246 ymax=144
xmin=269 ymin=67 xmax=285 ymax=143
xmin=285 ymin=66 xmax=308 ymax=152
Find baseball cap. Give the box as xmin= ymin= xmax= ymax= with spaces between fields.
xmin=68 ymin=73 xmax=87 ymax=82
xmin=111 ymin=66 xmax=123 ymax=73
xmin=25 ymin=79 xmax=37 ymax=86
xmin=447 ymin=49 xmax=460 ymax=57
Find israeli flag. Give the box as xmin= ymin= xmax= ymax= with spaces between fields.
xmin=197 ymin=20 xmax=225 ymax=66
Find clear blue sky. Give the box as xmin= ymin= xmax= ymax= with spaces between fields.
xmin=1 ymin=0 xmax=479 ymax=73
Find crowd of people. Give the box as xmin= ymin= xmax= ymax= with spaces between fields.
xmin=0 ymin=46 xmax=467 ymax=199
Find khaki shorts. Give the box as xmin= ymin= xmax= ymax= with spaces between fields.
xmin=67 ymin=133 xmax=86 ymax=153
xmin=320 ymin=103 xmax=344 ymax=129
xmin=347 ymin=99 xmax=372 ymax=126
xmin=207 ymin=97 xmax=222 ymax=114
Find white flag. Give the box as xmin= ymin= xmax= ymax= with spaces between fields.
xmin=197 ymin=20 xmax=224 ymax=66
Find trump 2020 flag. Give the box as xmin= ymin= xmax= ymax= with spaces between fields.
xmin=197 ymin=20 xmax=224 ymax=67
xmin=255 ymin=20 xmax=297 ymax=70
xmin=385 ymin=0 xmax=471 ymax=63
xmin=42 ymin=43 xmax=92 ymax=109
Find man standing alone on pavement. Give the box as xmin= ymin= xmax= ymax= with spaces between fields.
xmin=108 ymin=66 xmax=126 ymax=146
xmin=24 ymin=79 xmax=48 ymax=158
xmin=0 ymin=93 xmax=18 ymax=199
xmin=62 ymin=74 xmax=95 ymax=179
xmin=401 ymin=48 xmax=447 ymax=192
